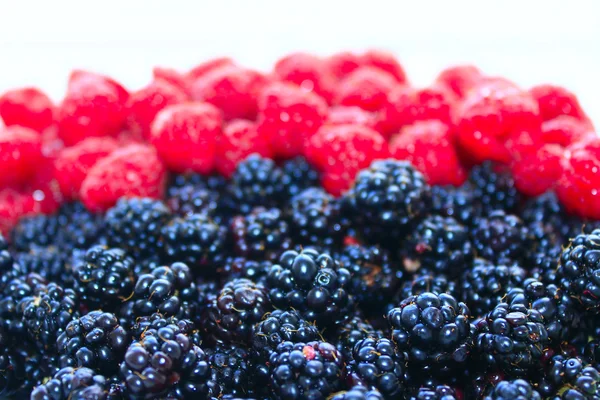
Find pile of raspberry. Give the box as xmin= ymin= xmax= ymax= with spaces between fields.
xmin=0 ymin=51 xmax=599 ymax=399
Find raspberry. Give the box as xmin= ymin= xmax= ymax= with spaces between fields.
xmin=273 ymin=52 xmax=336 ymax=103
xmin=0 ymin=87 xmax=55 ymax=132
xmin=190 ymin=65 xmax=267 ymax=120
xmin=57 ymin=71 xmax=129 ymax=145
xmin=529 ymin=84 xmax=590 ymax=123
xmin=152 ymin=66 xmax=191 ymax=96
xmin=125 ymin=79 xmax=188 ymax=139
xmin=53 ymin=137 xmax=118 ymax=201
xmin=325 ymin=106 xmax=378 ymax=131
xmin=257 ymin=82 xmax=328 ymax=159
xmin=556 ymin=148 xmax=600 ymax=219
xmin=511 ymin=144 xmax=563 ymax=196
xmin=80 ymin=144 xmax=167 ymax=212
xmin=150 ymin=102 xmax=222 ymax=174
xmin=186 ymin=57 xmax=235 ymax=81
xmin=361 ymin=50 xmax=408 ymax=83
xmin=306 ymin=124 xmax=388 ymax=196
xmin=435 ymin=65 xmax=483 ymax=98
xmin=541 ymin=115 xmax=594 ymax=147
xmin=390 ymin=120 xmax=467 ymax=186
xmin=0 ymin=188 xmax=35 ymax=234
xmin=326 ymin=51 xmax=361 ymax=80
xmin=334 ymin=66 xmax=399 ymax=112
xmin=0 ymin=126 xmax=43 ymax=187
xmin=215 ymin=119 xmax=272 ymax=178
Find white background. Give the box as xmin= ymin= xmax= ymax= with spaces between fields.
xmin=0 ymin=0 xmax=599 ymax=125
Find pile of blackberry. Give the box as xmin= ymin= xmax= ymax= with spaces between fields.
xmin=3 ymin=154 xmax=600 ymax=399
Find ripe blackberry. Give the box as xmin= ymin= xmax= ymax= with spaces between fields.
xmin=161 ymin=213 xmax=228 ymax=270
xmin=217 ymin=256 xmax=273 ymax=286
xmin=387 ymin=292 xmax=473 ymax=377
xmin=280 ymin=156 xmax=320 ymax=199
xmin=535 ymin=356 xmax=600 ymax=399
xmin=167 ymin=172 xmax=228 ymax=195
xmin=333 ymin=314 xmax=378 ymax=359
xmin=13 ymin=246 xmax=77 ymax=287
xmin=0 ymin=233 xmax=13 ymax=272
xmin=202 ymin=278 xmax=271 ymax=345
xmin=205 ymin=345 xmax=254 ymax=398
xmin=19 ymin=282 xmax=79 ymax=353
xmin=331 ymin=385 xmax=384 ymax=400
xmin=521 ymin=192 xmax=573 ymax=240
xmin=266 ymin=340 xmax=344 ymax=399
xmin=288 ymin=187 xmax=345 ymax=249
xmin=0 ymin=326 xmax=27 ymax=397
xmin=586 ymin=340 xmax=600 ymax=370
xmin=231 ymin=207 xmax=292 ymax=262
xmin=72 ymin=245 xmax=135 ymax=310
xmin=483 ymin=379 xmax=541 ymax=400
xmin=528 ymin=221 xmax=563 ymax=286
xmin=469 ymin=162 xmax=521 ymax=214
xmin=105 ymin=197 xmax=172 ymax=260
xmin=228 ymin=154 xmax=286 ymax=214
xmin=402 ymin=215 xmax=473 ymax=277
xmin=346 ymin=337 xmax=407 ymax=397
xmin=266 ymin=248 xmax=354 ymax=327
xmin=56 ymin=311 xmax=129 ymax=375
xmin=31 ymin=367 xmax=125 ymax=400
xmin=167 ymin=183 xmax=220 ymax=218
xmin=471 ymin=210 xmax=532 ymax=264
xmin=343 ymin=159 xmax=432 ymax=243
xmin=130 ymin=314 xmax=202 ymax=347
xmin=398 ymin=270 xmax=458 ymax=299
xmin=557 ymin=229 xmax=600 ymax=313
xmin=409 ymin=384 xmax=458 ymax=400
xmin=431 ymin=184 xmax=482 ymax=227
xmin=460 ymin=258 xmax=527 ymax=318
xmin=0 ymin=273 xmax=44 ymax=335
xmin=251 ymin=309 xmax=320 ymax=358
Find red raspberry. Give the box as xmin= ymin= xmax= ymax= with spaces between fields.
xmin=126 ymin=79 xmax=188 ymax=139
xmin=0 ymin=87 xmax=55 ymax=132
xmin=0 ymin=188 xmax=35 ymax=234
xmin=529 ymin=84 xmax=589 ymax=123
xmin=567 ymin=135 xmax=600 ymax=158
xmin=54 ymin=137 xmax=119 ymax=201
xmin=556 ymin=148 xmax=600 ymax=219
xmin=390 ymin=120 xmax=467 ymax=186
xmin=80 ymin=144 xmax=167 ymax=212
xmin=273 ymin=52 xmax=337 ymax=103
xmin=360 ymin=50 xmax=408 ymax=83
xmin=215 ymin=119 xmax=272 ymax=178
xmin=435 ymin=65 xmax=483 ymax=98
xmin=541 ymin=115 xmax=594 ymax=147
xmin=153 ymin=66 xmax=191 ymax=96
xmin=325 ymin=106 xmax=378 ymax=131
xmin=150 ymin=102 xmax=222 ymax=174
xmin=307 ymin=124 xmax=388 ymax=195
xmin=186 ymin=57 xmax=235 ymax=81
xmin=257 ymin=82 xmax=328 ymax=159
xmin=512 ymin=144 xmax=563 ymax=196
xmin=326 ymin=51 xmax=361 ymax=80
xmin=504 ymin=128 xmax=544 ymax=161
xmin=334 ymin=66 xmax=400 ymax=112
xmin=57 ymin=70 xmax=130 ymax=145
xmin=190 ymin=65 xmax=267 ymax=121
xmin=0 ymin=126 xmax=43 ymax=187
xmin=27 ymin=157 xmax=63 ymax=214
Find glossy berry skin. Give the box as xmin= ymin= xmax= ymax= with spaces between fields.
xmin=535 ymin=356 xmax=600 ymax=399
xmin=410 ymin=384 xmax=459 ymax=400
xmin=281 ymin=156 xmax=321 ymax=199
xmin=205 ymin=345 xmax=254 ymax=398
xmin=483 ymin=379 xmax=541 ymax=400
xmin=468 ymin=162 xmax=521 ymax=215
xmin=431 ymin=184 xmax=482 ymax=227
xmin=30 ymin=367 xmax=124 ymax=400
xmin=398 ymin=270 xmax=458 ymax=299
xmin=333 ymin=315 xmax=378 ymax=359
xmin=471 ymin=210 xmax=531 ymax=264
xmin=330 ymin=385 xmax=384 ymax=400
xmin=0 ymin=87 xmax=55 ymax=132
xmin=267 ymin=249 xmax=353 ymax=327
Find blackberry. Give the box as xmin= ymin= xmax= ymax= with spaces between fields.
xmin=251 ymin=309 xmax=320 ymax=359
xmin=342 ymin=159 xmax=432 ymax=242
xmin=521 ymin=192 xmax=573 ymax=240
xmin=228 ymin=154 xmax=286 ymax=214
xmin=333 ymin=314 xmax=378 ymax=359
xmin=167 ymin=183 xmax=220 ymax=218
xmin=528 ymin=221 xmax=563 ymax=286
xmin=431 ymin=185 xmax=481 ymax=227
xmin=217 ymin=257 xmax=273 ymax=286
xmin=0 ymin=233 xmax=13 ymax=272
xmin=460 ymin=258 xmax=527 ymax=318
xmin=483 ymin=379 xmax=541 ymax=400
xmin=13 ymin=246 xmax=76 ymax=287
xmin=331 ymin=385 xmax=384 ymax=400
xmin=398 ymin=270 xmax=458 ymax=299
xmin=19 ymin=282 xmax=79 ymax=353
xmin=31 ymin=367 xmax=125 ymax=400
xmin=585 ymin=340 xmax=600 ymax=370
xmin=266 ymin=340 xmax=343 ymax=399
xmin=0 ymin=325 xmax=27 ymax=397
xmin=0 ymin=273 xmax=44 ymax=335
xmin=535 ymin=356 xmax=600 ymax=399
xmin=161 ymin=213 xmax=228 ymax=270
xmin=72 ymin=245 xmax=135 ymax=310
xmin=409 ymin=384 xmax=458 ymax=400
xmin=281 ymin=156 xmax=320 ymax=197
xmin=56 ymin=311 xmax=129 ymax=375
xmin=402 ymin=215 xmax=473 ymax=277
xmin=105 ymin=197 xmax=172 ymax=260
xmin=266 ymin=248 xmax=354 ymax=327
xmin=471 ymin=210 xmax=531 ymax=264
xmin=202 ymin=278 xmax=271 ymax=345
xmin=388 ymin=292 xmax=473 ymax=377
xmin=346 ymin=337 xmax=407 ymax=397
xmin=168 ymin=172 xmax=228 ymax=195
xmin=288 ymin=187 xmax=345 ymax=249
xmin=231 ymin=207 xmax=292 ymax=262
xmin=469 ymin=162 xmax=521 ymax=214
xmin=130 ymin=314 xmax=202 ymax=347
xmin=557 ymin=229 xmax=600 ymax=313
xmin=205 ymin=345 xmax=254 ymax=398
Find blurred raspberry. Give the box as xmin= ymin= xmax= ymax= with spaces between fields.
xmin=556 ymin=148 xmax=600 ymax=219
xmin=191 ymin=65 xmax=267 ymax=120
xmin=150 ymin=102 xmax=222 ymax=174
xmin=512 ymin=144 xmax=563 ymax=196
xmin=153 ymin=66 xmax=191 ymax=96
xmin=541 ymin=115 xmax=594 ymax=147
xmin=80 ymin=144 xmax=167 ymax=212
xmin=326 ymin=51 xmax=361 ymax=80
xmin=27 ymin=157 xmax=63 ymax=214
xmin=530 ymin=84 xmax=590 ymax=123
xmin=273 ymin=52 xmax=337 ymax=103
xmin=186 ymin=57 xmax=235 ymax=81
xmin=335 ymin=66 xmax=400 ymax=112
xmin=0 ymin=125 xmax=43 ymax=187
xmin=215 ymin=119 xmax=273 ymax=178
xmin=435 ymin=65 xmax=483 ymax=98
xmin=325 ymin=106 xmax=378 ymax=131
xmin=0 ymin=87 xmax=55 ymax=132
xmin=0 ymin=188 xmax=35 ymax=234
xmin=257 ymin=82 xmax=328 ymax=159
xmin=390 ymin=120 xmax=467 ymax=186
xmin=360 ymin=50 xmax=408 ymax=83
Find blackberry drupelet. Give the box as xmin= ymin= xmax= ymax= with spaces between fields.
xmin=202 ymin=278 xmax=272 ymax=345
xmin=398 ymin=270 xmax=458 ymax=299
xmin=460 ymin=258 xmax=527 ymax=318
xmin=281 ymin=156 xmax=320 ymax=199
xmin=387 ymin=292 xmax=473 ymax=377
xmin=13 ymin=246 xmax=76 ymax=287
xmin=130 ymin=313 xmax=202 ymax=347
xmin=205 ymin=345 xmax=254 ymax=398
xmin=409 ymin=384 xmax=458 ymax=400
xmin=30 ymin=367 xmax=125 ymax=400
xmin=231 ymin=207 xmax=292 ymax=262
xmin=431 ymin=184 xmax=481 ymax=227
xmin=332 ymin=314 xmax=378 ymax=359
xmin=471 ymin=210 xmax=531 ymax=264
xmin=521 ymin=192 xmax=573 ymax=240
xmin=0 ymin=273 xmax=44 ymax=335
xmin=161 ymin=213 xmax=228 ymax=270
xmin=331 ymin=385 xmax=384 ymax=400
xmin=535 ymin=356 xmax=600 ymax=399
xmin=167 ymin=183 xmax=221 ymax=219
xmin=346 ymin=337 xmax=407 ymax=397
xmin=105 ymin=197 xmax=172 ymax=260
xmin=528 ymin=221 xmax=563 ymax=286
xmin=72 ymin=245 xmax=135 ymax=310
xmin=266 ymin=248 xmax=354 ymax=327
xmin=402 ymin=215 xmax=473 ymax=277
xmin=56 ymin=311 xmax=129 ymax=375
xmin=168 ymin=172 xmax=228 ymax=195
xmin=288 ymin=187 xmax=345 ymax=249
xmin=483 ymin=379 xmax=541 ymax=400
xmin=469 ymin=162 xmax=521 ymax=215
xmin=342 ymin=159 xmax=432 ymax=243
xmin=217 ymin=256 xmax=273 ymax=286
